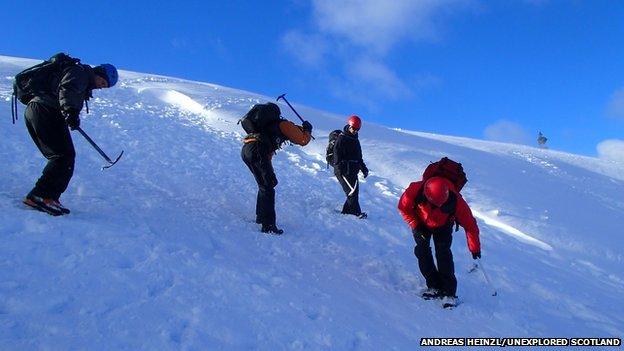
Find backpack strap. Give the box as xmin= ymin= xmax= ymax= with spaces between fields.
xmin=414 ymin=184 xmax=427 ymax=206
xmin=440 ymin=192 xmax=457 ymax=215
xmin=11 ymin=93 xmax=18 ymax=125
xmin=262 ymin=119 xmax=287 ymax=151
xmin=243 ymin=122 xmax=285 ymax=155
xmin=243 ymin=133 xmax=262 ymax=144
xmin=442 ymin=192 xmax=460 ymax=232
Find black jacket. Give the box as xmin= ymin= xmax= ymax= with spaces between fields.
xmin=31 ymin=64 xmax=96 ymax=114
xmin=333 ymin=125 xmax=368 ymax=175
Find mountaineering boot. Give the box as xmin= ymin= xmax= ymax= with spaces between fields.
xmin=53 ymin=199 xmax=71 ymax=214
xmin=441 ymin=295 xmax=458 ymax=309
xmin=357 ymin=212 xmax=368 ymax=219
xmin=421 ymin=288 xmax=443 ymax=300
xmin=23 ymin=195 xmax=64 ymax=216
xmin=261 ymin=224 xmax=284 ymax=235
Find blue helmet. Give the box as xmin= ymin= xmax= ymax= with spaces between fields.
xmin=94 ymin=63 xmax=118 ymax=87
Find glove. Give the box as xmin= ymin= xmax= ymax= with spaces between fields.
xmin=361 ymin=164 xmax=369 ymax=178
xmin=302 ymin=121 xmax=313 ymax=133
xmin=472 ymin=251 xmax=481 ymax=260
xmin=64 ymin=110 xmax=80 ymax=130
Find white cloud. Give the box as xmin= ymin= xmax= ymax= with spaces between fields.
xmin=312 ymin=0 xmax=474 ymax=54
xmin=607 ymin=88 xmax=624 ymax=119
xmin=281 ymin=31 xmax=328 ymax=68
xmin=484 ymin=120 xmax=532 ymax=145
xmin=597 ymin=139 xmax=624 ymax=162
xmin=346 ymin=58 xmax=412 ymax=99
xmin=282 ymin=0 xmax=474 ymax=104
xmin=412 ymin=73 xmax=443 ymax=91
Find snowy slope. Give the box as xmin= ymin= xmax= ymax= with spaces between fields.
xmin=1 ymin=55 xmax=623 ymax=350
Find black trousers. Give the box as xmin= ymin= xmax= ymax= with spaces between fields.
xmin=336 ymin=171 xmax=361 ymax=215
xmin=413 ymin=224 xmax=457 ymax=296
xmin=24 ymin=102 xmax=75 ymax=200
xmin=241 ymin=142 xmax=278 ymax=226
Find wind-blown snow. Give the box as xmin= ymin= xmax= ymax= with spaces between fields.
xmin=1 ymin=55 xmax=623 ymax=350
xmin=471 ymin=209 xmax=553 ymax=251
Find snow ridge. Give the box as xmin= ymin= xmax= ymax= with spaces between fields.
xmin=1 ymin=55 xmax=623 ymax=350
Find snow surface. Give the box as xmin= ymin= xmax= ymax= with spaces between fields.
xmin=1 ymin=55 xmax=623 ymax=350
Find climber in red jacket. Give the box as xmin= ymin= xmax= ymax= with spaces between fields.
xmin=398 ymin=176 xmax=481 ymax=306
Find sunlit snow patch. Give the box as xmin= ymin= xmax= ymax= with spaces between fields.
xmin=138 ymin=87 xmax=218 ymax=120
xmin=473 ymin=209 xmax=553 ymax=251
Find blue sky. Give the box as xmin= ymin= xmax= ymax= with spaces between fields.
xmin=3 ymin=0 xmax=623 ymax=158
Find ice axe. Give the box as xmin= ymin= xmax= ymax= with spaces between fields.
xmin=469 ymin=259 xmax=498 ymax=296
xmin=342 ymin=176 xmax=358 ymax=196
xmin=11 ymin=94 xmax=19 ymax=124
xmin=276 ymin=93 xmax=315 ymax=140
xmin=76 ymin=127 xmax=124 ymax=170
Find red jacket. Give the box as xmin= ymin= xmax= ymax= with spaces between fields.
xmin=398 ymin=178 xmax=480 ymax=253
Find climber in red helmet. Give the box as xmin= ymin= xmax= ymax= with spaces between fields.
xmin=398 ymin=175 xmax=481 ymax=308
xmin=331 ymin=115 xmax=369 ymax=218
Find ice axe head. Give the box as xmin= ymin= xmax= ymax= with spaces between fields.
xmin=101 ymin=150 xmax=124 ymax=171
xmin=276 ymin=93 xmax=286 ymax=101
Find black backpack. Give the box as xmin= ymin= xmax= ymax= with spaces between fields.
xmin=239 ymin=102 xmax=282 ymax=134
xmin=13 ymin=53 xmax=81 ymax=105
xmin=11 ymin=53 xmax=81 ymax=124
xmin=325 ymin=129 xmax=342 ymax=168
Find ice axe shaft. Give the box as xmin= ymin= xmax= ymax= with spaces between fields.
xmin=341 ymin=176 xmax=358 ymax=196
xmin=12 ymin=94 xmax=19 ymax=124
xmin=76 ymin=127 xmax=124 ymax=170
xmin=277 ymin=93 xmax=304 ymax=123
xmin=471 ymin=259 xmax=498 ymax=296
xmin=277 ymin=93 xmax=315 ymax=140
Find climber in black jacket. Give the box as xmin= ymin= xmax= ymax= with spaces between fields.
xmin=18 ymin=53 xmax=118 ymax=215
xmin=333 ymin=115 xmax=369 ymax=218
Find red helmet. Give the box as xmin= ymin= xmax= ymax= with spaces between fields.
xmin=347 ymin=115 xmax=362 ymax=130
xmin=424 ymin=177 xmax=449 ymax=207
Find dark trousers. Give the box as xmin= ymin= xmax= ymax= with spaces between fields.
xmin=336 ymin=171 xmax=361 ymax=215
xmin=413 ymin=225 xmax=457 ymax=296
xmin=241 ymin=142 xmax=278 ymax=226
xmin=24 ymin=102 xmax=75 ymax=200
